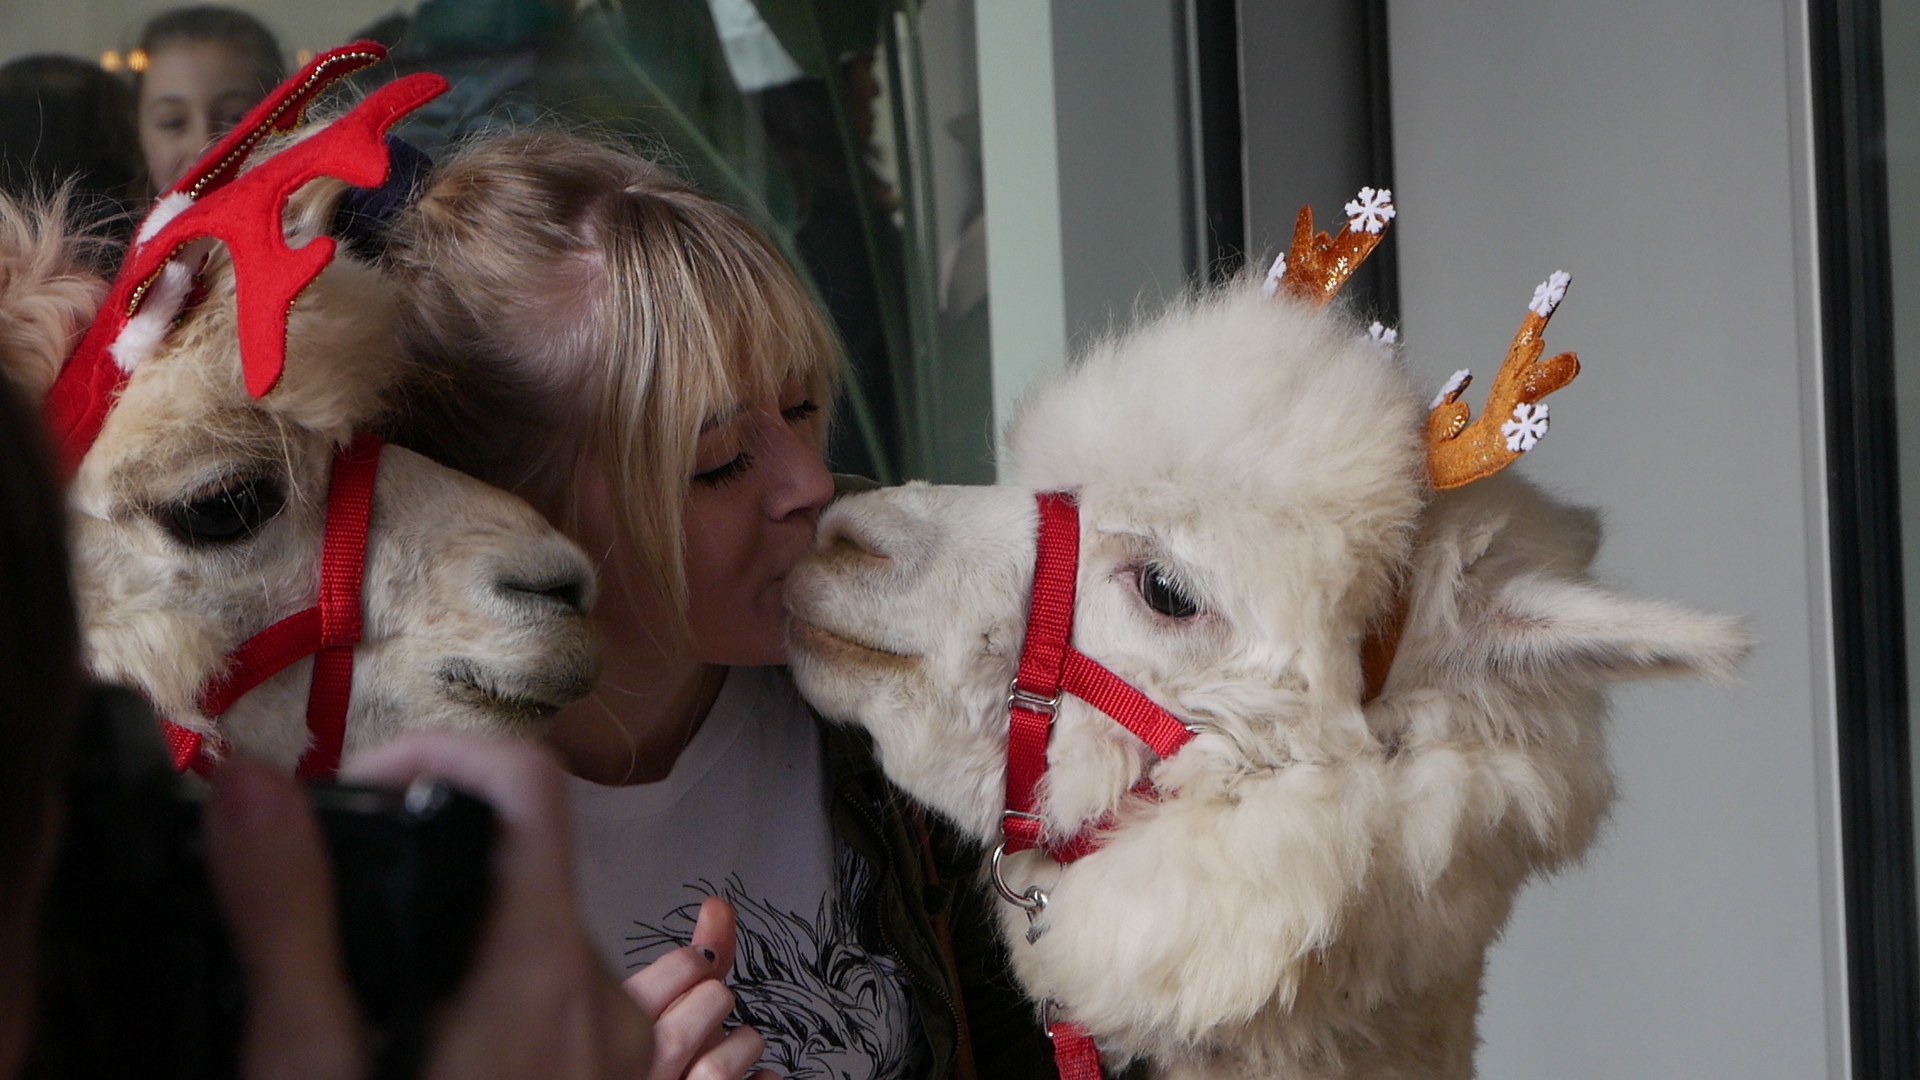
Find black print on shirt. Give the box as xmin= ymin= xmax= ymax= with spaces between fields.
xmin=625 ymin=848 xmax=923 ymax=1080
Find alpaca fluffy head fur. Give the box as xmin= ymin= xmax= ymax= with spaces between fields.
xmin=0 ymin=162 xmax=600 ymax=769
xmin=787 ymin=279 xmax=1747 ymax=1077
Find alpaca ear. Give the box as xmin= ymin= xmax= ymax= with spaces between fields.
xmin=0 ymin=194 xmax=106 ymax=402
xmin=1479 ymin=574 xmax=1749 ymax=683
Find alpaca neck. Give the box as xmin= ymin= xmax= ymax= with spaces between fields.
xmin=1322 ymin=962 xmax=1481 ymax=1080
xmin=1154 ymin=959 xmax=1484 ymax=1080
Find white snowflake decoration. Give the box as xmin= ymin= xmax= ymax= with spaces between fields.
xmin=1501 ymin=402 xmax=1550 ymax=452
xmin=1343 ymin=187 xmax=1396 ymax=235
xmin=1366 ymin=322 xmax=1399 ymax=349
xmin=1528 ymin=270 xmax=1571 ymax=317
xmin=1261 ymin=253 xmax=1287 ymax=297
xmin=1430 ymin=368 xmax=1471 ymax=411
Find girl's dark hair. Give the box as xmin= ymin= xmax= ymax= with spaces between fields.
xmin=136 ymin=5 xmax=285 ymax=92
xmin=0 ymin=56 xmax=142 ymax=233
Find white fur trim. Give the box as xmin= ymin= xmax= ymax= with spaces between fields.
xmin=137 ymin=193 xmax=194 ymax=246
xmin=108 ymin=260 xmax=193 ymax=373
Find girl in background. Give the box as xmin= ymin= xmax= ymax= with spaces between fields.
xmin=134 ymin=6 xmax=284 ymax=194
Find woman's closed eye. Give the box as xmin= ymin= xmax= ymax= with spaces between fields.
xmin=781 ymin=399 xmax=820 ymax=424
xmin=693 ymin=451 xmax=755 ymax=488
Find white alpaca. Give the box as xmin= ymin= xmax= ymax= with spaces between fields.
xmin=0 ymin=78 xmax=597 ymax=771
xmin=787 ymin=197 xmax=1746 ymax=1078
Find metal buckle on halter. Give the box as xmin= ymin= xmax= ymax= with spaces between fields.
xmin=990 ymin=832 xmax=1053 ymax=944
xmin=1008 ymin=680 xmax=1061 ymax=716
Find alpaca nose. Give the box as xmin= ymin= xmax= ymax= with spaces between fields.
xmin=493 ymin=545 xmax=596 ymax=619
xmin=818 ymin=502 xmax=893 ymax=564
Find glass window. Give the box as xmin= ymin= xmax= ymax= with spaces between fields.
xmin=0 ymin=0 xmax=995 ymax=482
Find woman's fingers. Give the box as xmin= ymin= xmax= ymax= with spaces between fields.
xmin=626 ymin=896 xmax=737 ymax=1018
xmin=645 ymin=979 xmax=740 ymax=1080
xmin=688 ymin=896 xmax=738 ymax=978
xmin=684 ymin=1026 xmax=770 ymax=1080
xmin=203 ymin=755 xmax=365 ymax=1080
xmin=623 ymin=945 xmax=722 ymax=1018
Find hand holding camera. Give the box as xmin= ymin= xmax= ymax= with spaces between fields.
xmin=215 ymin=731 xmax=774 ymax=1080
xmin=31 ymin=687 xmax=769 ymax=1080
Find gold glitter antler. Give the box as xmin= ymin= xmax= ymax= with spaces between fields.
xmin=1264 ymin=187 xmax=1396 ymax=307
xmin=1425 ymin=272 xmax=1580 ymax=490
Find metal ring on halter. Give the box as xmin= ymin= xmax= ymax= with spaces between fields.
xmin=1008 ymin=680 xmax=1060 ymax=716
xmin=989 ymin=841 xmax=1050 ymax=913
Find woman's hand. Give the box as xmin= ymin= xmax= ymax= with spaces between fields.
xmin=620 ymin=897 xmax=776 ymax=1080
xmin=203 ymin=732 xmax=656 ymax=1079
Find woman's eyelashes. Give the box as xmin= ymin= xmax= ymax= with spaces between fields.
xmin=693 ymin=451 xmax=755 ymax=488
xmin=692 ymin=399 xmax=813 ymax=486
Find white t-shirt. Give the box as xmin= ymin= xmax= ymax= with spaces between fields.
xmin=567 ymin=666 xmax=924 ymax=1080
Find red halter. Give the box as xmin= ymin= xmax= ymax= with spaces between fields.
xmin=40 ymin=46 xmax=446 ymax=779
xmin=159 ymin=433 xmax=383 ymax=779
xmin=1001 ymin=491 xmax=1196 ymax=858
xmin=998 ymin=490 xmax=1197 ymax=1077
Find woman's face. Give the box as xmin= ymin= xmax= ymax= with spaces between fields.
xmin=682 ymin=377 xmax=834 ymax=666
xmin=138 ymin=40 xmax=266 ymax=194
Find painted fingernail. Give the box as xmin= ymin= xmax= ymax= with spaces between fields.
xmin=701 ymin=947 xmax=717 ymax=963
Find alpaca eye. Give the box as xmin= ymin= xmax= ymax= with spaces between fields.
xmin=1139 ymin=564 xmax=1201 ymax=619
xmin=159 ymin=476 xmax=286 ymax=547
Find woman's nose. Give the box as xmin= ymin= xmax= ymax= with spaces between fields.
xmin=764 ymin=420 xmax=835 ymax=521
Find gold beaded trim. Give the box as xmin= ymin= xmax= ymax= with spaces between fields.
xmin=186 ymin=49 xmax=383 ymax=200
xmin=124 ymin=48 xmax=383 ymax=319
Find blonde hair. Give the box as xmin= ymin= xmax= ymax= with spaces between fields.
xmin=388 ymin=131 xmax=838 ymax=642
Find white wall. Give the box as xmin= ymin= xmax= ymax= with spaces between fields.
xmin=1387 ymin=0 xmax=1844 ymax=1076
xmin=978 ymin=0 xmax=1190 ymax=457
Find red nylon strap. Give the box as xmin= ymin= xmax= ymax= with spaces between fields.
xmin=1002 ymin=492 xmax=1081 ymax=853
xmin=160 ymin=718 xmax=215 ymax=776
xmin=1002 ymin=491 xmax=1195 ymax=861
xmin=1049 ymin=1022 xmax=1104 ymax=1080
xmin=1059 ymin=650 xmax=1191 ymax=759
xmin=161 ymin=435 xmax=382 ymax=778
xmin=297 ymin=432 xmax=380 ymax=778
xmin=199 ymin=607 xmax=323 ymax=715
xmin=1014 ymin=493 xmax=1081 ymax=699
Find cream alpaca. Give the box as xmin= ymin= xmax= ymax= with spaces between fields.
xmin=787 ymin=273 xmax=1747 ymax=1077
xmin=0 ymin=176 xmax=599 ymax=770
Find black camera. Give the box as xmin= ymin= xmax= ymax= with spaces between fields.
xmin=27 ymin=685 xmax=496 ymax=1080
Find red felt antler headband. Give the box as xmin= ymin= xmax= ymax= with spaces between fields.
xmin=41 ymin=44 xmax=447 ymax=478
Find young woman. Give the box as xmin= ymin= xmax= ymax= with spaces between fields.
xmin=387 ymin=131 xmax=1053 ymax=1080
xmin=133 ymin=6 xmax=285 ymax=194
